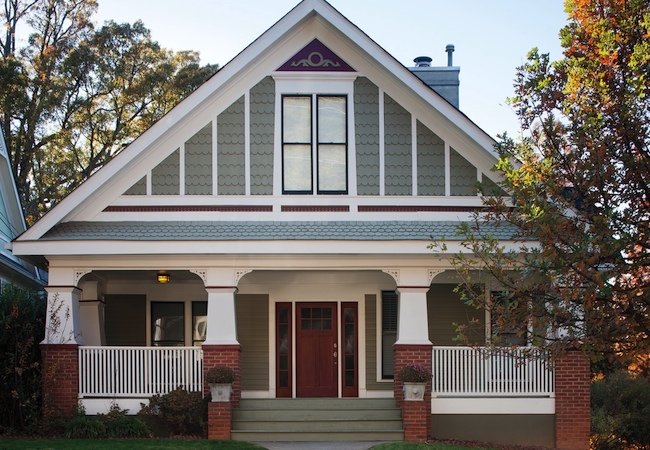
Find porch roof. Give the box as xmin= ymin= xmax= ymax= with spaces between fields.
xmin=40 ymin=220 xmax=520 ymax=241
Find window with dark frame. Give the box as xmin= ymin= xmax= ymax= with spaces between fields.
xmin=282 ymin=95 xmax=347 ymax=194
xmin=151 ymin=302 xmax=184 ymax=347
xmin=381 ymin=291 xmax=398 ymax=379
xmin=192 ymin=301 xmax=207 ymax=346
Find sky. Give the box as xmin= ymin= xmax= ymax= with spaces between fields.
xmin=93 ymin=0 xmax=568 ymax=139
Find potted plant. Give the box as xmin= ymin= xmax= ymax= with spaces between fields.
xmin=398 ymin=363 xmax=432 ymax=401
xmin=206 ymin=366 xmax=235 ymax=402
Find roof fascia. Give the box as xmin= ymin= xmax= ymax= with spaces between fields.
xmin=0 ymin=131 xmax=27 ymax=237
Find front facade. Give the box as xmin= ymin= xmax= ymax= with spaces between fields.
xmin=12 ymin=1 xmax=590 ymax=448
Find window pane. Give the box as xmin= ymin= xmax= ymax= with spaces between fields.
xmin=151 ymin=302 xmax=184 ymax=346
xmin=283 ymin=145 xmax=312 ymax=191
xmin=192 ymin=301 xmax=207 ymax=345
xmin=318 ymin=97 xmax=346 ymax=143
xmin=318 ymin=145 xmax=346 ymax=191
xmin=381 ymin=291 xmax=398 ymax=378
xmin=283 ymin=97 xmax=311 ymax=143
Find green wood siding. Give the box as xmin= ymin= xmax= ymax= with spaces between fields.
xmin=152 ymin=149 xmax=180 ymax=195
xmin=185 ymin=123 xmax=213 ymax=195
xmin=217 ymin=96 xmax=245 ymax=195
xmin=104 ymin=295 xmax=146 ymax=346
xmin=365 ymin=294 xmax=392 ymax=391
xmin=354 ymin=77 xmax=380 ymax=195
xmin=384 ymin=94 xmax=412 ymax=195
xmin=417 ymin=120 xmax=445 ymax=196
xmin=427 ymin=284 xmax=485 ymax=345
xmin=236 ymin=294 xmax=269 ymax=391
xmin=450 ymin=147 xmax=477 ymax=196
xmin=250 ymin=77 xmax=275 ymax=195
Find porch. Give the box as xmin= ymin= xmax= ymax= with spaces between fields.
xmin=76 ymin=345 xmax=555 ymax=415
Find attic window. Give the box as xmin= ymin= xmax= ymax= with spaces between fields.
xmin=282 ymin=95 xmax=348 ymax=194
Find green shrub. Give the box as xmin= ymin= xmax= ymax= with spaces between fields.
xmin=64 ymin=408 xmax=106 ymax=439
xmin=592 ymin=371 xmax=650 ymax=449
xmin=98 ymin=403 xmax=150 ymax=438
xmin=138 ymin=388 xmax=207 ymax=436
xmin=0 ymin=285 xmax=46 ymax=433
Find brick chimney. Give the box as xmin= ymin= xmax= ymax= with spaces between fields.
xmin=409 ymin=45 xmax=460 ymax=108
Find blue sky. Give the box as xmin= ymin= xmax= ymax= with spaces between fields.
xmin=94 ymin=0 xmax=567 ymax=139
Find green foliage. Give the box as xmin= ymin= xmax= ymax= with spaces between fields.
xmin=591 ymin=371 xmax=650 ymax=449
xmin=64 ymin=407 xmax=106 ymax=439
xmin=0 ymin=0 xmax=218 ymax=222
xmin=138 ymin=388 xmax=207 ymax=437
xmin=0 ymin=284 xmax=46 ymax=434
xmin=397 ymin=363 xmax=432 ymax=383
xmin=205 ymin=366 xmax=236 ymax=384
xmin=98 ymin=403 xmax=150 ymax=438
xmin=445 ymin=0 xmax=650 ymax=366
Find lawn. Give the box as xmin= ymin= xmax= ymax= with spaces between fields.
xmin=0 ymin=439 xmax=265 ymax=450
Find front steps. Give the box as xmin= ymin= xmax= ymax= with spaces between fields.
xmin=231 ymin=398 xmax=403 ymax=442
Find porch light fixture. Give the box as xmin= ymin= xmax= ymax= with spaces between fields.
xmin=157 ymin=272 xmax=171 ymax=284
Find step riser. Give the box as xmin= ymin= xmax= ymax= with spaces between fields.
xmin=233 ymin=420 xmax=403 ymax=432
xmin=232 ymin=431 xmax=404 ymax=442
xmin=234 ymin=409 xmax=401 ymax=421
xmin=238 ymin=398 xmax=396 ymax=410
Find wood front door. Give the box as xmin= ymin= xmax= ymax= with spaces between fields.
xmin=296 ymin=302 xmax=338 ymax=397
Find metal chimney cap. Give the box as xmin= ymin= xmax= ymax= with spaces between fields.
xmin=413 ymin=56 xmax=433 ymax=67
xmin=445 ymin=44 xmax=455 ymax=52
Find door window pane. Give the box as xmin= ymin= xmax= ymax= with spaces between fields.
xmin=151 ymin=302 xmax=184 ymax=346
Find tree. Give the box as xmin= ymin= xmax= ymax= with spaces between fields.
xmin=446 ymin=0 xmax=649 ymax=370
xmin=0 ymin=0 xmax=217 ymax=222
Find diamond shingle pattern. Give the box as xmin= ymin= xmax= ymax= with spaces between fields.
xmin=41 ymin=221 xmax=519 ymax=241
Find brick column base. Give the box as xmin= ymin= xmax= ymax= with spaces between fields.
xmin=41 ymin=344 xmax=79 ymax=418
xmin=208 ymin=402 xmax=232 ymax=440
xmin=555 ymin=350 xmax=590 ymax=450
xmin=394 ymin=344 xmax=433 ymax=442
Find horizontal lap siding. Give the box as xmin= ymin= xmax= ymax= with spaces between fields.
xmin=236 ymin=294 xmax=269 ymax=391
xmin=427 ymin=284 xmax=485 ymax=345
xmin=104 ymin=295 xmax=146 ymax=346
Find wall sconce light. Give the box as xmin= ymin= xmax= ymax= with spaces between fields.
xmin=157 ymin=272 xmax=171 ymax=284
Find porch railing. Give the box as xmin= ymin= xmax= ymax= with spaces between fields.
xmin=432 ymin=346 xmax=554 ymax=397
xmin=79 ymin=346 xmax=203 ymax=398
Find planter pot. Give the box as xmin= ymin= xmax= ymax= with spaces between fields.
xmin=209 ymin=383 xmax=232 ymax=402
xmin=403 ymin=382 xmax=426 ymax=401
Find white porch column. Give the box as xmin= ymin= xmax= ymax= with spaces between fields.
xmin=204 ymin=287 xmax=239 ymax=345
xmin=395 ymin=287 xmax=431 ymax=345
xmin=79 ymin=280 xmax=105 ymax=346
xmin=43 ymin=286 xmax=83 ymax=344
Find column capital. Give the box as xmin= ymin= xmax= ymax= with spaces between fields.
xmin=205 ymin=287 xmax=238 ymax=294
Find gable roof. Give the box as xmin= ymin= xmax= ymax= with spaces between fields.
xmin=16 ymin=0 xmax=499 ymax=245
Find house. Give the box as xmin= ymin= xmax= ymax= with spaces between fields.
xmin=11 ymin=1 xmax=590 ymax=448
xmin=0 ymin=129 xmax=44 ymax=289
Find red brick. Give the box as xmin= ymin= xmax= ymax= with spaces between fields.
xmin=41 ymin=344 xmax=79 ymax=419
xmin=394 ymin=344 xmax=432 ymax=443
xmin=555 ymin=350 xmax=590 ymax=450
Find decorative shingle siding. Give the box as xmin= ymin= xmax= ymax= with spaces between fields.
xmin=384 ymin=94 xmax=412 ymax=195
xmin=416 ymin=121 xmax=445 ymax=196
xmin=124 ymin=176 xmax=146 ymax=195
xmin=354 ymin=77 xmax=380 ymax=195
xmin=152 ymin=149 xmax=180 ymax=195
xmin=42 ymin=220 xmax=520 ymax=241
xmin=450 ymin=147 xmax=477 ymax=196
xmin=249 ymin=77 xmax=275 ymax=195
xmin=481 ymin=176 xmax=507 ymax=196
xmin=185 ymin=123 xmax=213 ymax=195
xmin=218 ymin=96 xmax=245 ymax=195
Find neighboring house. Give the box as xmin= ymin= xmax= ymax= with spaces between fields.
xmin=0 ymin=129 xmax=44 ymax=289
xmin=11 ymin=1 xmax=590 ymax=448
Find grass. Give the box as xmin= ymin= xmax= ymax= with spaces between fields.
xmin=0 ymin=439 xmax=266 ymax=450
xmin=371 ymin=443 xmax=496 ymax=450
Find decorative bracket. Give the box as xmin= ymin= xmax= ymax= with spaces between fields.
xmin=427 ymin=269 xmax=446 ymax=285
xmin=74 ymin=269 xmax=92 ymax=286
xmin=189 ymin=269 xmax=207 ymax=285
xmin=381 ymin=269 xmax=400 ymax=285
xmin=235 ymin=269 xmax=253 ymax=285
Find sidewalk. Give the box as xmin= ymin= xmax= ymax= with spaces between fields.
xmin=255 ymin=441 xmax=386 ymax=450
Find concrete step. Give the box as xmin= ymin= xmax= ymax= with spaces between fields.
xmin=232 ymin=398 xmax=403 ymax=442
